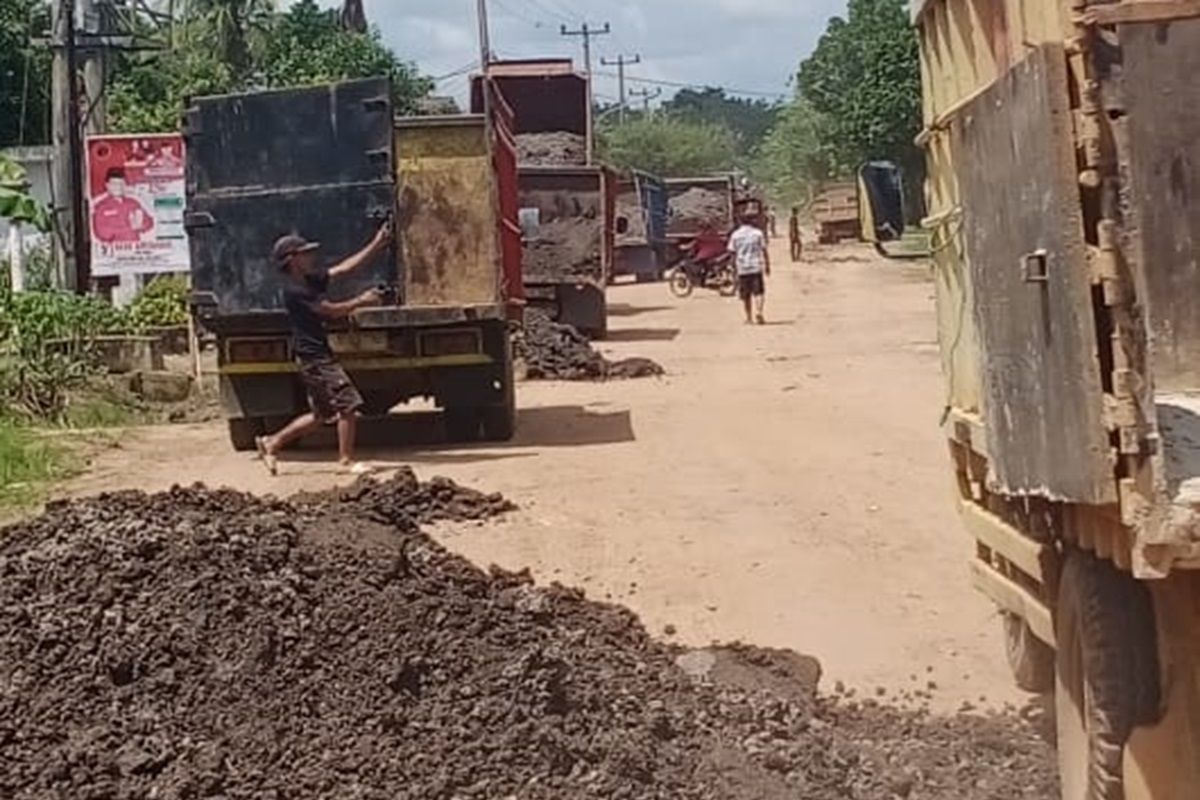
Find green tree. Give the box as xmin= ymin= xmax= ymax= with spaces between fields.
xmin=661 ymin=87 xmax=780 ymax=156
xmin=598 ymin=116 xmax=737 ymax=178
xmin=107 ymin=0 xmax=431 ymax=133
xmin=261 ymin=0 xmax=431 ymax=113
xmin=0 ymin=0 xmax=51 ymax=146
xmin=0 ymin=153 xmax=50 ymax=231
xmin=750 ymin=98 xmax=834 ymax=207
xmin=796 ymin=0 xmax=921 ymax=180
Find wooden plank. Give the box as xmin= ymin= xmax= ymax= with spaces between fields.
xmin=1084 ymin=0 xmax=1200 ymax=26
xmin=960 ymin=500 xmax=1052 ymax=580
xmin=970 ymin=560 xmax=1056 ymax=646
xmin=953 ymin=44 xmax=1116 ymax=503
xmin=1117 ymin=19 xmax=1200 ymax=392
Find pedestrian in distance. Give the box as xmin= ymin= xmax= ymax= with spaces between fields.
xmin=256 ymin=222 xmax=392 ymax=476
xmin=789 ymin=206 xmax=804 ymax=263
xmin=728 ymin=210 xmax=771 ymax=325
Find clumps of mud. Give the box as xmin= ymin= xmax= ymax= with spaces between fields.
xmin=523 ymin=216 xmax=603 ymax=282
xmin=516 ymin=310 xmax=666 ymax=381
xmin=669 ymin=186 xmax=731 ymax=231
xmin=0 ymin=480 xmax=1057 ymax=800
xmin=517 ymin=131 xmax=587 ymax=166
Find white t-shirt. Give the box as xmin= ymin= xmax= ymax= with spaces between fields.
xmin=727 ymin=225 xmax=766 ymax=275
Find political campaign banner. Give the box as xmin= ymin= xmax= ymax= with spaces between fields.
xmin=87 ymin=134 xmax=188 ymax=277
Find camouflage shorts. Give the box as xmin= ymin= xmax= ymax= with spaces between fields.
xmin=299 ymin=359 xmax=364 ymax=423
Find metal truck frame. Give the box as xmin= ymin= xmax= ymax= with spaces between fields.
xmin=186 ymin=78 xmax=522 ymax=450
xmin=664 ymin=175 xmax=736 ymax=263
xmin=916 ymin=1 xmax=1200 ymax=796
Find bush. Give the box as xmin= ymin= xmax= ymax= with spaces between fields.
xmin=129 ymin=275 xmax=189 ymax=328
xmin=0 ymin=289 xmax=133 ymax=421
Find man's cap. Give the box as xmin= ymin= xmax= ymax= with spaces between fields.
xmin=272 ymin=234 xmax=320 ymax=267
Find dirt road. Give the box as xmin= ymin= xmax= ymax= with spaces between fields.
xmin=62 ymin=240 xmax=1023 ymax=711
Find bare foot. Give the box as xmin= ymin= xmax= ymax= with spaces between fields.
xmin=255 ymin=436 xmax=278 ymax=476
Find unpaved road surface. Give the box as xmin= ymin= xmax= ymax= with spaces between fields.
xmin=63 ymin=240 xmax=1023 ymax=711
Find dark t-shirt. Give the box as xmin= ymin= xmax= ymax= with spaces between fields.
xmin=283 ymin=271 xmax=333 ymax=362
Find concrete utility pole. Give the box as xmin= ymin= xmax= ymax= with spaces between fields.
xmin=79 ymin=0 xmax=106 ymax=134
xmin=600 ymin=53 xmax=640 ymax=124
xmin=476 ymin=0 xmax=491 ymax=73
xmin=50 ymin=0 xmax=88 ymax=291
xmin=560 ymin=22 xmax=609 ymax=165
xmin=630 ymin=87 xmax=662 ymax=115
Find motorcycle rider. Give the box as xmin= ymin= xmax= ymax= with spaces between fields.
xmin=685 ymin=223 xmax=729 ymax=282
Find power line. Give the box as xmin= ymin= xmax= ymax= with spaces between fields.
xmin=594 ymin=71 xmax=788 ymax=100
xmin=561 ymin=21 xmax=609 ymax=163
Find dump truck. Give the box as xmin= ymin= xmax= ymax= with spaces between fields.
xmin=664 ymin=175 xmax=735 ymax=263
xmin=518 ymin=165 xmax=615 ymax=338
xmin=186 ymin=77 xmax=522 ymax=448
xmin=811 ymin=181 xmax=861 ymax=244
xmin=470 ymin=60 xmax=611 ymax=335
xmin=916 ymin=2 xmax=1200 ymax=797
xmin=613 ymin=170 xmax=669 ymax=283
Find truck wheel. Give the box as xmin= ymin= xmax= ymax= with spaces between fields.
xmin=1003 ymin=611 xmax=1054 ymax=694
xmin=227 ymin=418 xmax=263 ymax=452
xmin=443 ymin=407 xmax=481 ymax=443
xmin=1055 ymin=550 xmax=1160 ymax=800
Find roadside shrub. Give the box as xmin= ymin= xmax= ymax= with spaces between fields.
xmin=0 ymin=289 xmax=133 ymax=420
xmin=129 ymin=275 xmax=189 ymax=328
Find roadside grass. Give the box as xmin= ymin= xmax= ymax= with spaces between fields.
xmin=0 ymin=423 xmax=76 ymax=514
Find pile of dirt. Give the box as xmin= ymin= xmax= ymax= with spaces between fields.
xmin=292 ymin=468 xmax=517 ymax=531
xmin=517 ymin=131 xmax=587 ymax=166
xmin=670 ymin=187 xmax=730 ymax=229
xmin=523 ymin=216 xmax=603 ymax=282
xmin=516 ymin=311 xmax=666 ymax=381
xmin=0 ymin=480 xmax=1056 ymax=800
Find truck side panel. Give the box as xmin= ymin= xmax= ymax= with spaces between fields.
xmin=396 ymin=118 xmax=498 ymax=307
xmin=1117 ymin=19 xmax=1200 ymax=393
xmin=953 ymin=44 xmax=1114 ymax=504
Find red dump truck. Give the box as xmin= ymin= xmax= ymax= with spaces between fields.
xmin=186 ymin=77 xmax=522 ymax=447
xmin=471 ymin=60 xmax=611 ymax=337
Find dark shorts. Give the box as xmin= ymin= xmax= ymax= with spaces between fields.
xmin=299 ymin=359 xmax=364 ymax=423
xmin=738 ymin=272 xmax=765 ymax=300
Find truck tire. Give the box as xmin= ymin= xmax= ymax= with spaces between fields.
xmin=1055 ymin=550 xmax=1160 ymax=800
xmin=227 ymin=418 xmax=263 ymax=452
xmin=1004 ymin=611 xmax=1055 ymax=694
xmin=443 ymin=407 xmax=481 ymax=443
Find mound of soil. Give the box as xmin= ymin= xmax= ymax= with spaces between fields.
xmin=670 ymin=187 xmax=730 ymax=229
xmin=516 ymin=311 xmax=666 ymax=381
xmin=517 ymin=131 xmax=587 ymax=166
xmin=523 ymin=216 xmax=603 ymax=282
xmin=0 ymin=478 xmax=1057 ymax=800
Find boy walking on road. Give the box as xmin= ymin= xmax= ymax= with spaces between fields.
xmin=728 ymin=212 xmax=771 ymax=325
xmin=256 ymin=222 xmax=391 ymax=476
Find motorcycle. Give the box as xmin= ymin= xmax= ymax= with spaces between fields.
xmin=669 ymin=252 xmax=737 ymax=299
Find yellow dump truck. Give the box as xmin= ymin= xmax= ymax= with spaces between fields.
xmin=916 ymin=2 xmax=1200 ymax=797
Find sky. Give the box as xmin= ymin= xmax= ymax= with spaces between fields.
xmin=329 ymin=0 xmax=852 ymax=108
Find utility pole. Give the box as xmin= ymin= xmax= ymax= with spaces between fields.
xmin=50 ymin=0 xmax=88 ymax=291
xmin=561 ymin=22 xmax=609 ymax=164
xmin=630 ymin=87 xmax=662 ymax=115
xmin=600 ymin=53 xmax=640 ymax=124
xmin=476 ymin=0 xmax=491 ymax=73
xmin=79 ymin=0 xmax=106 ymax=134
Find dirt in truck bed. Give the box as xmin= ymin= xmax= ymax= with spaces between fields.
xmin=517 ymin=310 xmax=665 ymax=381
xmin=0 ymin=475 xmax=1057 ymax=800
xmin=516 ymin=131 xmax=588 ymax=166
xmin=669 ymin=186 xmax=730 ymax=229
xmin=524 ymin=216 xmax=604 ymax=282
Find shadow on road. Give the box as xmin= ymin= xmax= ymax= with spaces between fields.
xmin=607 ymin=302 xmax=674 ymax=318
xmin=604 ymin=327 xmax=681 ymax=343
xmin=286 ymin=405 xmax=635 ymax=458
